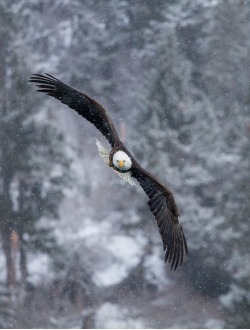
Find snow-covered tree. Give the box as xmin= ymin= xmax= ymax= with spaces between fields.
xmin=0 ymin=0 xmax=71 ymax=289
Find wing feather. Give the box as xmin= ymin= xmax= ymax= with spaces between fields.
xmin=148 ymin=193 xmax=164 ymax=211
xmin=29 ymin=73 xmax=120 ymax=147
xmin=156 ymin=204 xmax=167 ymax=220
xmin=157 ymin=208 xmax=167 ymax=228
xmin=131 ymin=166 xmax=188 ymax=270
xmin=152 ymin=200 xmax=166 ymax=217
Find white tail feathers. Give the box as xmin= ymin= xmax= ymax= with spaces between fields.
xmin=95 ymin=139 xmax=138 ymax=187
xmin=115 ymin=170 xmax=138 ymax=187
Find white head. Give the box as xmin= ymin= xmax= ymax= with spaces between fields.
xmin=113 ymin=150 xmax=132 ymax=171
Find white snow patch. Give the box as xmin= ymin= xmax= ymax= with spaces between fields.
xmin=28 ymin=254 xmax=52 ymax=285
xmin=144 ymin=246 xmax=169 ymax=288
xmin=220 ymin=283 xmax=246 ymax=309
xmin=94 ymin=264 xmax=128 ymax=287
xmin=204 ymin=318 xmax=224 ymax=329
xmin=58 ymin=21 xmax=73 ymax=47
xmin=0 ymin=253 xmax=6 ymax=282
xmin=94 ymin=235 xmax=145 ymax=286
xmin=105 ymin=235 xmax=142 ymax=262
xmin=95 ymin=302 xmax=144 ymax=329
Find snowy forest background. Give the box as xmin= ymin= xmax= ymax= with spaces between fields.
xmin=0 ymin=0 xmax=250 ymax=328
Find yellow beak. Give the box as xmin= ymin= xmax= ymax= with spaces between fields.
xmin=119 ymin=160 xmax=124 ymax=168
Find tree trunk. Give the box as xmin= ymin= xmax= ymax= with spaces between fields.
xmin=2 ymin=229 xmax=16 ymax=287
xmin=82 ymin=308 xmax=95 ymax=329
xmin=20 ymin=242 xmax=28 ymax=285
xmin=0 ymin=172 xmax=16 ymax=287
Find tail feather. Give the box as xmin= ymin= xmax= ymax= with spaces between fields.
xmin=95 ymin=139 xmax=138 ymax=187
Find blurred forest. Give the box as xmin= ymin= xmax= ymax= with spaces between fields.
xmin=0 ymin=0 xmax=250 ymax=328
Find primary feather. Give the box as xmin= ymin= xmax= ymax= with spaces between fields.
xmin=29 ymin=74 xmax=119 ymax=147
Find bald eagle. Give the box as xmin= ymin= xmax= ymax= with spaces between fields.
xmin=30 ymin=73 xmax=188 ymax=270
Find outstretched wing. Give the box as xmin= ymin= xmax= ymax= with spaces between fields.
xmin=29 ymin=73 xmax=120 ymax=147
xmin=131 ymin=166 xmax=187 ymax=270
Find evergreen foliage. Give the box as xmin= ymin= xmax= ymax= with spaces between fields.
xmin=0 ymin=0 xmax=72 ymax=291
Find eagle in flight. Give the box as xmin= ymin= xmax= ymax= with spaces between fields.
xmin=30 ymin=73 xmax=188 ymax=270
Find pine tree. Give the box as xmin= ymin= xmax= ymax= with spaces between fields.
xmin=0 ymin=1 xmax=72 ymax=292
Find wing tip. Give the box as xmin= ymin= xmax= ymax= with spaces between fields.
xmin=29 ymin=73 xmax=58 ymax=84
xmin=164 ymin=227 xmax=188 ymax=271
